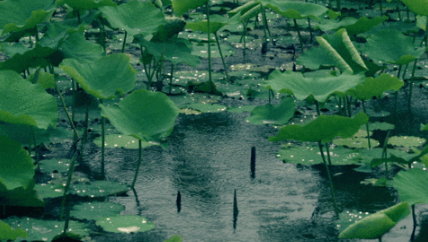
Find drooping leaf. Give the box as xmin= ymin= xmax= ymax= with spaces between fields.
xmin=296 ymin=46 xmax=335 ymax=70
xmin=186 ymin=15 xmax=230 ymax=33
xmin=394 ymin=168 xmax=428 ymax=205
xmin=245 ymin=96 xmax=295 ymax=125
xmin=269 ymin=112 xmax=369 ymax=143
xmin=99 ymin=1 xmax=166 ymax=38
xmin=261 ymin=0 xmax=328 ymax=20
xmin=172 ymin=0 xmax=210 ymax=16
xmin=100 ymin=89 xmax=179 ymax=143
xmin=0 ymin=0 xmax=56 ymax=35
xmin=151 ymin=16 xmax=186 ymax=42
xmin=365 ymin=29 xmax=426 ymax=65
xmin=263 ymin=69 xmax=365 ymax=103
xmin=96 ymin=215 xmax=155 ymax=233
xmin=71 ymin=202 xmax=125 ymax=221
xmin=339 ymin=202 xmax=410 ymax=239
xmin=59 ymin=54 xmax=136 ymax=99
xmin=347 ymin=73 xmax=404 ymax=100
xmin=0 ymin=70 xmax=57 ymax=129
xmin=0 ymin=220 xmax=27 ymax=241
xmin=316 ymin=28 xmax=368 ymax=74
xmin=60 ymin=0 xmax=117 ymax=11
xmin=400 ymin=0 xmax=428 ymax=16
xmin=2 ymin=217 xmax=90 ymax=242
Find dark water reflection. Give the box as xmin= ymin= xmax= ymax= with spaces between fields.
xmin=98 ymin=108 xmax=427 ymax=242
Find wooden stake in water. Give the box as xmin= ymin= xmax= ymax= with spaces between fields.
xmin=176 ymin=191 xmax=181 ymax=213
xmin=233 ymin=189 xmax=239 ymax=230
xmin=251 ymin=146 xmax=256 ymax=178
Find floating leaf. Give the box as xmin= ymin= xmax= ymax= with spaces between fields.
xmin=316 ymin=28 xmax=368 ymax=74
xmin=59 ymin=54 xmax=136 ymax=100
xmin=270 ymin=112 xmax=369 ymax=143
xmin=365 ymin=29 xmax=426 ymax=65
xmin=333 ymin=137 xmax=379 ymax=149
xmin=96 ymin=215 xmax=155 ymax=233
xmin=2 ymin=217 xmax=90 ymax=242
xmin=227 ymin=105 xmax=256 ymax=113
xmin=245 ymin=97 xmax=295 ymax=125
xmin=0 ymin=220 xmax=27 ymax=241
xmin=264 ymin=69 xmax=365 ymax=103
xmin=370 ymin=122 xmax=395 ymax=131
xmin=261 ymin=0 xmax=328 ymax=20
xmin=100 ymin=89 xmax=179 ymax=143
xmin=388 ymin=136 xmax=426 ymax=148
xmin=394 ymin=168 xmax=428 ymax=205
xmin=191 ymin=42 xmax=235 ymax=58
xmin=68 ymin=180 xmax=130 ymax=197
xmin=93 ymin=134 xmax=157 ymax=149
xmin=187 ymin=102 xmax=227 ymax=113
xmin=99 ymin=1 xmax=166 ymax=38
xmin=339 ymin=202 xmax=410 ymax=239
xmin=347 ymin=73 xmax=404 ymax=100
xmin=39 ymin=158 xmax=72 ymax=173
xmin=72 ymin=202 xmax=125 ymax=221
xmin=276 ymin=145 xmax=361 ymax=165
xmin=172 ymin=0 xmax=209 ymax=16
xmin=34 ymin=183 xmax=64 ymax=199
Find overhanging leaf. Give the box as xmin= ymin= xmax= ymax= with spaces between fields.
xmin=245 ymin=96 xmax=295 ymax=125
xmin=347 ymin=73 xmax=404 ymax=100
xmin=261 ymin=0 xmax=328 ymax=20
xmin=400 ymin=0 xmax=428 ymax=16
xmin=269 ymin=112 xmax=369 ymax=143
xmin=172 ymin=0 xmax=210 ymax=16
xmin=393 ymin=168 xmax=428 ymax=205
xmin=61 ymin=0 xmax=116 ymax=11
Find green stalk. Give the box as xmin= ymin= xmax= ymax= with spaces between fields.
xmin=318 ymin=141 xmax=339 ymax=216
xmin=380 ymin=0 xmax=383 ymax=17
xmin=362 ymin=100 xmax=371 ymax=149
xmin=315 ymin=101 xmax=321 ymax=116
xmin=34 ymin=26 xmax=39 ymax=42
xmin=54 ymin=82 xmax=79 ymax=139
xmin=206 ymin=2 xmax=212 ymax=83
xmin=395 ymin=0 xmax=402 ymax=20
xmin=99 ymin=19 xmax=106 ymax=55
xmin=346 ymin=96 xmax=352 ymax=117
xmin=243 ymin=21 xmax=247 ymax=60
xmin=394 ymin=65 xmax=402 ymax=119
xmin=60 ymin=153 xmax=78 ymax=219
xmin=121 ymin=30 xmax=127 ymax=53
xmin=336 ymin=0 xmax=341 ymax=11
xmin=100 ymin=100 xmax=106 ymax=179
xmin=293 ymin=19 xmax=304 ymax=51
xmin=80 ymin=105 xmax=89 ymax=159
xmin=131 ymin=140 xmax=143 ymax=189
xmin=382 ymin=130 xmax=391 ymax=180
xmin=169 ymin=64 xmax=174 ymax=94
xmin=408 ymin=59 xmax=418 ymax=109
xmin=307 ymin=18 xmax=313 ymax=43
xmin=214 ymin=33 xmax=229 ymax=82
xmin=72 ymin=79 xmax=77 ymax=142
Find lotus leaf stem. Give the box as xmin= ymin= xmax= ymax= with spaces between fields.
xmin=206 ymin=2 xmax=212 ymax=83
xmin=60 ymin=149 xmax=78 ymax=219
xmin=131 ymin=140 xmax=143 ymax=189
xmin=318 ymin=141 xmax=339 ymax=216
xmin=336 ymin=0 xmax=341 ymax=11
xmin=394 ymin=65 xmax=402 ymax=119
xmin=293 ymin=19 xmax=304 ymax=51
xmin=81 ymin=105 xmax=89 ymax=159
xmin=382 ymin=130 xmax=391 ymax=180
xmin=214 ymin=33 xmax=229 ymax=82
xmin=361 ymin=100 xmax=371 ymax=149
xmin=122 ymin=30 xmax=127 ymax=53
xmin=408 ymin=59 xmax=418 ymax=109
xmin=54 ymin=82 xmax=79 ymax=139
xmin=169 ymin=64 xmax=174 ymax=94
xmin=101 ymin=100 xmax=106 ymax=179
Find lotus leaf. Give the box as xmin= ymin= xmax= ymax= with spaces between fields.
xmin=93 ymin=134 xmax=156 ymax=149
xmin=400 ymin=0 xmax=428 ymax=16
xmin=316 ymin=28 xmax=368 ymax=74
xmin=100 ymin=89 xmax=179 ymax=143
xmin=0 ymin=180 xmax=44 ymax=207
xmin=57 ymin=31 xmax=105 ymax=64
xmin=245 ymin=97 xmax=295 ymax=125
xmin=296 ymin=46 xmax=335 ymax=70
xmin=188 ymin=102 xmax=227 ymax=113
xmin=0 ymin=0 xmax=56 ymax=35
xmin=59 ymin=54 xmax=136 ymax=99
xmin=263 ymin=69 xmax=365 ymax=103
xmin=71 ymin=202 xmax=125 ymax=221
xmin=60 ymin=0 xmax=116 ymax=11
xmin=269 ymin=112 xmax=369 ymax=143
xmin=339 ymin=202 xmax=410 ymax=239
xmin=370 ymin=122 xmax=395 ymax=131
xmin=317 ymin=16 xmax=388 ymax=35
xmin=260 ymin=0 xmax=328 ymax=20
xmin=0 ymin=220 xmax=27 ymax=241
xmin=365 ymin=29 xmax=426 ymax=65
xmin=99 ymin=1 xmax=166 ymax=38
xmin=2 ymin=217 xmax=90 ymax=242
xmin=0 ymin=70 xmax=57 ymax=129
xmin=394 ymin=168 xmax=428 ymax=205
xmin=347 ymin=73 xmax=404 ymax=100
xmin=172 ymin=0 xmax=210 ymax=16
xmin=192 ymin=42 xmax=235 ymax=58
xmin=96 ymin=215 xmax=155 ymax=233
xmin=388 ymin=136 xmax=426 ymax=148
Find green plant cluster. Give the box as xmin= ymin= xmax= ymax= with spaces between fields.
xmin=1 ymin=0 xmax=428 ymax=241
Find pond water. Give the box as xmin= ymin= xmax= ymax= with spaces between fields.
xmin=71 ymin=96 xmax=428 ymax=242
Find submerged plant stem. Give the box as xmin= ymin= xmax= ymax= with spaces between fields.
xmin=131 ymin=140 xmax=143 ymax=189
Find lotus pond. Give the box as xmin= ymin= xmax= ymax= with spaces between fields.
xmin=3 ymin=0 xmax=428 ymax=241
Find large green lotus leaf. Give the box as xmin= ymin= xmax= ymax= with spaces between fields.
xmin=93 ymin=134 xmax=157 ymax=149
xmin=0 ymin=71 xmax=57 ymax=129
xmin=260 ymin=0 xmax=328 ymax=20
xmin=365 ymin=29 xmax=426 ymax=65
xmin=245 ymin=96 xmax=295 ymax=125
xmin=100 ymin=89 xmax=179 ymax=142
xmin=269 ymin=112 xmax=369 ymax=143
xmin=276 ymin=145 xmax=361 ymax=165
xmin=263 ymin=69 xmax=365 ymax=103
xmin=133 ymin=36 xmax=200 ymax=66
xmin=400 ymin=0 xmax=428 ymax=16
xmin=0 ymin=122 xmax=51 ymax=146
xmin=0 ymin=135 xmax=34 ymax=192
xmin=0 ymin=180 xmax=44 ymax=207
xmin=71 ymin=202 xmax=125 ymax=221
xmin=0 ymin=42 xmax=55 ymax=73
xmin=347 ymin=73 xmax=404 ymax=100
xmin=186 ymin=15 xmax=230 ymax=33
xmin=296 ymin=46 xmax=335 ymax=70
xmin=0 ymin=0 xmax=56 ymax=35
xmin=172 ymin=0 xmax=210 ymax=16
xmin=318 ymin=16 xmax=388 ymax=35
xmin=316 ymin=28 xmax=368 ymax=74
xmin=2 ymin=217 xmax=90 ymax=242
xmin=99 ymin=1 xmax=165 ymax=38
xmin=0 ymin=220 xmax=27 ymax=241
xmin=59 ymin=54 xmax=136 ymax=99
xmin=339 ymin=202 xmax=410 ymax=239
xmin=57 ymin=31 xmax=105 ymax=64
xmin=96 ymin=215 xmax=155 ymax=233
xmin=60 ymin=0 xmax=116 ymax=11
xmin=388 ymin=136 xmax=426 ymax=148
